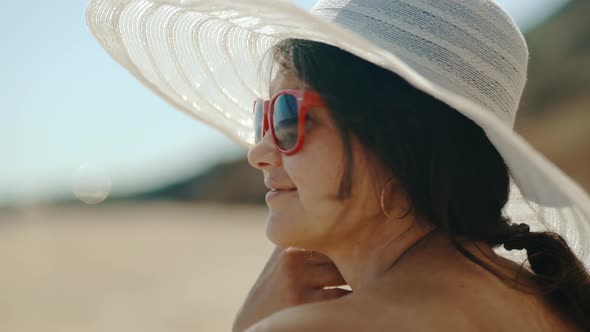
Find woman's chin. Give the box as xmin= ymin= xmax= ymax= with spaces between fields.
xmin=265 ymin=213 xmax=308 ymax=247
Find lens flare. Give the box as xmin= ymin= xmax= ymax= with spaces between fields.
xmin=71 ymin=164 xmax=112 ymax=204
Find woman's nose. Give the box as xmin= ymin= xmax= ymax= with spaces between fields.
xmin=247 ymin=131 xmax=282 ymax=170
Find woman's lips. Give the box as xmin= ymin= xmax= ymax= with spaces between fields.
xmin=266 ymin=188 xmax=297 ymax=201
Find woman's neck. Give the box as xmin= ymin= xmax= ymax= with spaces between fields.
xmin=320 ymin=219 xmax=437 ymax=292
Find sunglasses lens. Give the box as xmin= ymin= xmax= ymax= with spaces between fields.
xmin=253 ymin=100 xmax=264 ymax=143
xmin=272 ymin=94 xmax=299 ymax=150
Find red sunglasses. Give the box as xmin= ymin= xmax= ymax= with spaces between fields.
xmin=253 ymin=89 xmax=325 ymax=155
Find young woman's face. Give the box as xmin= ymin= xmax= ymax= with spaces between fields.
xmin=247 ymin=69 xmax=385 ymax=249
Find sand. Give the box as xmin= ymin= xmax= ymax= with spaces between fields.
xmin=0 ymin=202 xmax=273 ymax=332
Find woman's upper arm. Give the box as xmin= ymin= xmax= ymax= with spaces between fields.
xmin=245 ymin=293 xmax=478 ymax=332
xmin=243 ymin=300 xmax=358 ymax=332
xmin=244 ymin=308 xmax=328 ymax=332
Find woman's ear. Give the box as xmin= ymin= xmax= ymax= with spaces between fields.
xmin=380 ymin=177 xmax=413 ymax=220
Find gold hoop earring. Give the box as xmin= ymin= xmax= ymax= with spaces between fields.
xmin=380 ymin=177 xmax=412 ymax=220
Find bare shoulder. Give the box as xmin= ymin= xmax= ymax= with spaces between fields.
xmin=244 ymin=292 xmax=477 ymax=332
xmin=244 ymin=295 xmax=364 ymax=332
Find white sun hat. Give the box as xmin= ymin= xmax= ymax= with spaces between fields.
xmin=86 ymin=0 xmax=590 ymax=269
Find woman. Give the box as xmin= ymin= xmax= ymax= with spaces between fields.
xmin=87 ymin=0 xmax=590 ymax=331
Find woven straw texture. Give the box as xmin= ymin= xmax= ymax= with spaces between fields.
xmin=86 ymin=0 xmax=590 ymax=269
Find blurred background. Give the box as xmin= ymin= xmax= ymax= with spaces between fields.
xmin=0 ymin=0 xmax=588 ymax=330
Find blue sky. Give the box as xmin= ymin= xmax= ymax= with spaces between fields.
xmin=0 ymin=0 xmax=571 ymax=205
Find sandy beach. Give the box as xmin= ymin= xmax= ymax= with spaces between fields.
xmin=0 ymin=203 xmax=273 ymax=332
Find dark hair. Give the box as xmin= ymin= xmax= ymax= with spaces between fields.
xmin=269 ymin=38 xmax=590 ymax=329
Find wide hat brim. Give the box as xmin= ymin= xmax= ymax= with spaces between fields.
xmin=86 ymin=0 xmax=590 ymax=269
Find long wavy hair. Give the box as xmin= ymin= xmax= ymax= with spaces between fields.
xmin=266 ymin=38 xmax=590 ymax=330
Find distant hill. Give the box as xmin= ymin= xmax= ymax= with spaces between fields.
xmin=116 ymin=0 xmax=589 ymax=204
xmin=515 ymin=0 xmax=590 ymax=190
xmin=129 ymin=157 xmax=267 ymax=204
